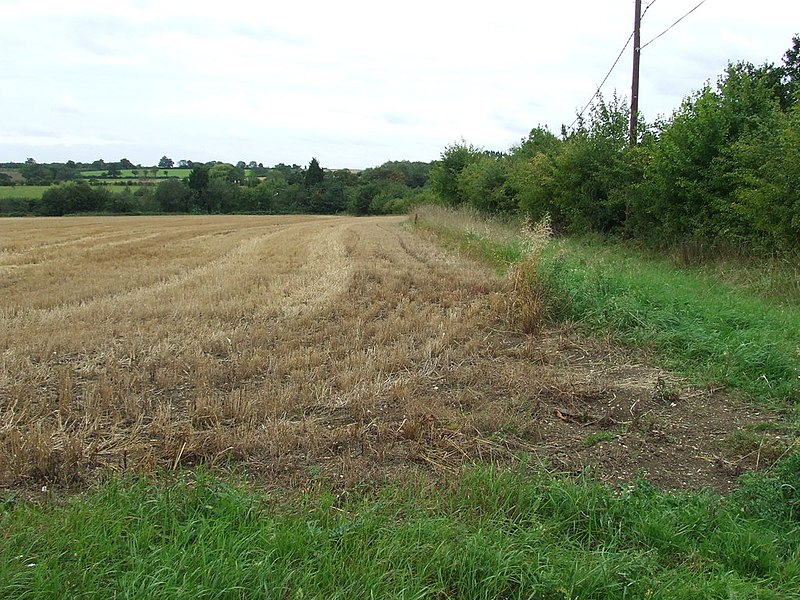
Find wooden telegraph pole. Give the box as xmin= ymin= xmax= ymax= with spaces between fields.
xmin=629 ymin=0 xmax=642 ymax=145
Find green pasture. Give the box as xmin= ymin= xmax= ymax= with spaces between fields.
xmin=80 ymin=168 xmax=190 ymax=179
xmin=0 ymin=186 xmax=51 ymax=199
xmin=0 ymin=185 xmax=144 ymax=202
xmin=79 ymin=168 xmax=254 ymax=179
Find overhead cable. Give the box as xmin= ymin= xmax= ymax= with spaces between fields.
xmin=568 ymin=30 xmax=635 ymax=130
xmin=641 ymin=0 xmax=708 ymax=49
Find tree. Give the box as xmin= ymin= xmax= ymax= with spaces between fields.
xmin=39 ymin=182 xmax=109 ymax=215
xmin=120 ymin=158 xmax=134 ymax=169
xmin=429 ymin=141 xmax=482 ymax=205
xmin=304 ymin=158 xmax=324 ymax=188
xmin=456 ymin=154 xmax=515 ymax=213
xmin=782 ymin=34 xmax=800 ymax=104
xmin=208 ymin=178 xmax=241 ymax=213
xmin=154 ymin=179 xmax=191 ymax=213
xmin=158 ymin=156 xmax=174 ymax=169
xmin=209 ymin=163 xmax=244 ymax=185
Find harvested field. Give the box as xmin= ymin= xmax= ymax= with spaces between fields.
xmin=0 ymin=216 xmax=785 ymax=492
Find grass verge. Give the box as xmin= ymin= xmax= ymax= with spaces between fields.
xmin=539 ymin=237 xmax=800 ymax=404
xmin=415 ymin=205 xmax=800 ymax=405
xmin=2 ymin=464 xmax=799 ymax=599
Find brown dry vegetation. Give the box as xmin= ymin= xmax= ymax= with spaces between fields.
xmin=0 ymin=215 xmax=784 ymax=492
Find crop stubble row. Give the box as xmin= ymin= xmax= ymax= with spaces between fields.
xmin=1 ymin=215 xmax=523 ymax=485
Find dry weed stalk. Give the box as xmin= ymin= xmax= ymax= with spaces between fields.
xmin=507 ymin=215 xmax=552 ymax=334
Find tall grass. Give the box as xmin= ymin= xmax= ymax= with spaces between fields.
xmin=2 ymin=465 xmax=798 ymax=599
xmin=539 ymin=238 xmax=800 ymax=403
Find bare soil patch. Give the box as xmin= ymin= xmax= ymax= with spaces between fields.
xmin=0 ymin=216 xmax=788 ymax=494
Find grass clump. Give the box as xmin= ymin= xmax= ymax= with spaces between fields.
xmin=2 ymin=465 xmax=799 ymax=599
xmin=506 ymin=215 xmax=552 ymax=334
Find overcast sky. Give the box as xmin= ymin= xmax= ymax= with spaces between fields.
xmin=1 ymin=0 xmax=798 ymax=169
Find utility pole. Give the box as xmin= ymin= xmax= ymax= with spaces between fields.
xmin=629 ymin=0 xmax=642 ymax=145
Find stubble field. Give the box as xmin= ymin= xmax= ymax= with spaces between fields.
xmin=0 ymin=215 xmax=779 ymax=492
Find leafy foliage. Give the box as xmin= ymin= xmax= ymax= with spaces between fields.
xmin=436 ymin=37 xmax=800 ymax=256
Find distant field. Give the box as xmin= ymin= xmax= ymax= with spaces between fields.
xmin=80 ymin=168 xmax=187 ymax=178
xmin=0 ymin=185 xmax=142 ymax=201
xmin=0 ymin=186 xmax=51 ymax=199
xmin=79 ymin=168 xmax=252 ymax=179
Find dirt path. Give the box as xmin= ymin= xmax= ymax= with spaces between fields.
xmin=0 ymin=215 xmax=785 ymax=492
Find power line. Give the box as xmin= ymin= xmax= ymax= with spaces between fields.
xmin=641 ymin=0 xmax=708 ymax=49
xmin=567 ymin=0 xmax=705 ymax=132
xmin=568 ymin=30 xmax=635 ymax=130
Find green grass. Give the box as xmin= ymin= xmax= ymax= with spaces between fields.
xmin=538 ymin=238 xmax=800 ymax=403
xmin=0 ymin=186 xmax=52 ymax=199
xmin=80 ymin=169 xmax=192 ymax=178
xmin=415 ymin=206 xmax=800 ymax=405
xmin=79 ymin=168 xmax=253 ymax=179
xmin=0 ymin=185 xmax=145 ymax=205
xmin=2 ymin=464 xmax=799 ymax=599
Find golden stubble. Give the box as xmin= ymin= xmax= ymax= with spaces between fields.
xmin=1 ymin=213 xmax=769 ymax=491
xmin=1 ymin=215 xmax=526 ymax=485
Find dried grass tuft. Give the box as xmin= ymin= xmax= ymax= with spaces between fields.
xmin=507 ymin=215 xmax=552 ymax=334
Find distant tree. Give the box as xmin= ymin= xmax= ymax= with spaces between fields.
xmin=304 ymin=157 xmax=324 ymax=188
xmin=106 ymin=165 xmax=121 ymax=178
xmin=154 ymin=179 xmax=191 ymax=212
xmin=250 ymin=171 xmax=290 ymax=212
xmin=177 ymin=159 xmax=190 ymax=169
xmin=332 ymin=169 xmax=359 ymax=186
xmin=20 ymin=161 xmax=52 ymax=184
xmin=158 ymin=156 xmax=174 ymax=169
xmin=39 ymin=182 xmax=109 ymax=215
xmin=236 ymin=161 xmax=247 ymax=170
xmin=274 ymin=163 xmax=304 ymax=185
xmin=186 ymin=165 xmax=209 ymax=208
xmin=209 ymin=163 xmax=245 ymax=185
xmin=207 ymin=178 xmax=241 ymax=212
xmin=247 ymin=160 xmax=258 ymax=169
xmin=119 ymin=158 xmax=134 ymax=169
xmin=104 ymin=187 xmax=137 ymax=213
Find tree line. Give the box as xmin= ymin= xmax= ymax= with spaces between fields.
xmin=3 ymin=36 xmax=797 ymax=254
xmin=430 ymin=36 xmax=800 ymax=255
xmin=0 ymin=159 xmax=433 ymax=217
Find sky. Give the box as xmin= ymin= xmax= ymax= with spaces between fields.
xmin=1 ymin=0 xmax=798 ymax=169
